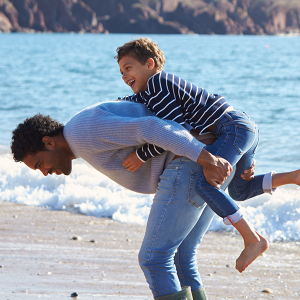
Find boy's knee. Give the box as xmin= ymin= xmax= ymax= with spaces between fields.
xmin=228 ymin=185 xmax=247 ymax=201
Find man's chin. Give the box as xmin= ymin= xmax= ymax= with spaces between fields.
xmin=63 ymin=168 xmax=72 ymax=176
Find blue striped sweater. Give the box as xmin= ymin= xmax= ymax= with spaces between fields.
xmin=119 ymin=71 xmax=230 ymax=162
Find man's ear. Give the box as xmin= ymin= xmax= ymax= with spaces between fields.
xmin=146 ymin=58 xmax=156 ymax=70
xmin=42 ymin=136 xmax=56 ymax=150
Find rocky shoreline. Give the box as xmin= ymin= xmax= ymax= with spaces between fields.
xmin=1 ymin=0 xmax=300 ymax=35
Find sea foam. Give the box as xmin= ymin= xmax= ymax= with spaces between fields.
xmin=1 ymin=153 xmax=300 ymax=242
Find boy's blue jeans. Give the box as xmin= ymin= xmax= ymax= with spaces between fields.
xmin=139 ymin=157 xmax=235 ymax=297
xmin=196 ymin=110 xmax=264 ymax=219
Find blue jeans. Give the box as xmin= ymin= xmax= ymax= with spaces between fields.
xmin=195 ymin=110 xmax=265 ymax=218
xmin=139 ymin=157 xmax=234 ymax=297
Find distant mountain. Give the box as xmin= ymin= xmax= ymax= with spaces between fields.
xmin=1 ymin=0 xmax=300 ymax=35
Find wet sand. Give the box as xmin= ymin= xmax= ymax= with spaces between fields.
xmin=0 ymin=201 xmax=299 ymax=300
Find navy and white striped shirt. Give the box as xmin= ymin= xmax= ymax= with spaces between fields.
xmin=119 ymin=71 xmax=231 ymax=162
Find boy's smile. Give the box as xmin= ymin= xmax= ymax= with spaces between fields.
xmin=119 ymin=55 xmax=157 ymax=94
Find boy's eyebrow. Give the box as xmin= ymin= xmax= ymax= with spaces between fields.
xmin=34 ymin=160 xmax=40 ymax=170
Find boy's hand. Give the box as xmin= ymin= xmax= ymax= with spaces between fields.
xmin=122 ymin=151 xmax=144 ymax=172
xmin=241 ymin=160 xmax=256 ymax=181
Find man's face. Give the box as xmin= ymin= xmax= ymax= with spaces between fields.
xmin=119 ymin=55 xmax=156 ymax=94
xmin=23 ymin=147 xmax=72 ymax=176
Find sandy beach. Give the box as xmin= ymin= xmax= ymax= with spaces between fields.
xmin=0 ymin=201 xmax=299 ymax=300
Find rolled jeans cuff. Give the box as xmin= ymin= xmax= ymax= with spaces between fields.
xmin=223 ymin=209 xmax=243 ymax=225
xmin=263 ymin=171 xmax=276 ymax=194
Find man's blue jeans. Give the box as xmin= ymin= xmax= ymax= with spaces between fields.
xmin=196 ymin=110 xmax=265 ymax=219
xmin=138 ymin=157 xmax=235 ymax=297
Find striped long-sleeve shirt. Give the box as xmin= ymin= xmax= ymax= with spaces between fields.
xmin=119 ymin=70 xmax=231 ymax=162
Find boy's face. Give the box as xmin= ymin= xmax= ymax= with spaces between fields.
xmin=119 ymin=55 xmax=157 ymax=94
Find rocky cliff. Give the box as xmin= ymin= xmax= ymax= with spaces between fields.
xmin=1 ymin=0 xmax=300 ymax=34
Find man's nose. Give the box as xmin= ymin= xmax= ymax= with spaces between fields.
xmin=41 ymin=168 xmax=48 ymax=176
xmin=122 ymin=73 xmax=126 ymax=81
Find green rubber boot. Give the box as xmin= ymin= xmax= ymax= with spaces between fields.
xmin=192 ymin=287 xmax=208 ymax=300
xmin=154 ymin=286 xmax=193 ymax=300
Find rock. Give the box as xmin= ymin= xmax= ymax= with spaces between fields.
xmin=71 ymin=235 xmax=82 ymax=241
xmin=1 ymin=0 xmax=300 ymax=34
xmin=262 ymin=288 xmax=273 ymax=294
xmin=0 ymin=11 xmax=12 ymax=32
xmin=70 ymin=292 xmax=78 ymax=297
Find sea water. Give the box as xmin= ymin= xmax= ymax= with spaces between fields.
xmin=0 ymin=33 xmax=300 ymax=241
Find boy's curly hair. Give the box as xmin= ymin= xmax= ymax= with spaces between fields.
xmin=11 ymin=114 xmax=64 ymax=162
xmin=115 ymin=37 xmax=166 ymax=71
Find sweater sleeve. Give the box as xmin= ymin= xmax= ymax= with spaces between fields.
xmin=93 ymin=108 xmax=204 ymax=163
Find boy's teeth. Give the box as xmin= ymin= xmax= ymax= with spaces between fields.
xmin=128 ymin=80 xmax=135 ymax=86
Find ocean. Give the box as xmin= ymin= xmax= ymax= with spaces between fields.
xmin=0 ymin=33 xmax=300 ymax=241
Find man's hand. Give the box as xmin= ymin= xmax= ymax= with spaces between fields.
xmin=122 ymin=151 xmax=144 ymax=172
xmin=241 ymin=160 xmax=256 ymax=181
xmin=197 ymin=148 xmax=233 ymax=189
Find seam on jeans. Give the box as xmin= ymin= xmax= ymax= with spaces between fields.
xmin=229 ymin=177 xmax=264 ymax=201
xmin=187 ymin=170 xmax=201 ymax=208
xmin=233 ymin=123 xmax=257 ymax=155
xmin=197 ymin=185 xmax=228 ymax=218
xmin=174 ymin=251 xmax=188 ymax=287
xmin=147 ymin=160 xmax=181 ymax=295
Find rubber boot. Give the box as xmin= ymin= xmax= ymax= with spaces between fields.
xmin=154 ymin=286 xmax=193 ymax=300
xmin=192 ymin=287 xmax=208 ymax=300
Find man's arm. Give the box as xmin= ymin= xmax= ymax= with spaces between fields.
xmin=95 ymin=105 xmax=232 ymax=185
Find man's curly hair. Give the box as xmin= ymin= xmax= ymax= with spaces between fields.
xmin=11 ymin=114 xmax=64 ymax=162
xmin=115 ymin=37 xmax=166 ymax=71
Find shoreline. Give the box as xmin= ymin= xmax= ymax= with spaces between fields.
xmin=0 ymin=201 xmax=299 ymax=299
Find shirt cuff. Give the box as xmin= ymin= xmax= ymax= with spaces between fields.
xmin=136 ymin=149 xmax=146 ymax=163
xmin=262 ymin=171 xmax=277 ymax=194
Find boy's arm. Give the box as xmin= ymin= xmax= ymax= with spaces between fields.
xmin=123 ymin=144 xmax=165 ymax=172
xmin=136 ymin=144 xmax=165 ymax=162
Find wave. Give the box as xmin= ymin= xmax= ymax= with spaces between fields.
xmin=1 ymin=153 xmax=300 ymax=242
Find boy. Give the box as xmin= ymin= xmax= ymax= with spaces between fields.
xmin=115 ymin=37 xmax=299 ymax=273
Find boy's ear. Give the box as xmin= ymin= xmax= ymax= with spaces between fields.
xmin=42 ymin=136 xmax=56 ymax=150
xmin=146 ymin=58 xmax=156 ymax=70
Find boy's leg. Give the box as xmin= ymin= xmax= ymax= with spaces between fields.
xmin=196 ymin=110 xmax=259 ymax=220
xmin=138 ymin=158 xmax=209 ymax=297
xmin=196 ymin=110 xmax=268 ymax=272
xmin=227 ymin=129 xmax=265 ymax=201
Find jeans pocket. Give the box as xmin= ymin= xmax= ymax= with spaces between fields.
xmin=156 ymin=167 xmax=179 ymax=200
xmin=187 ymin=170 xmax=205 ymax=208
xmin=233 ymin=124 xmax=257 ymax=155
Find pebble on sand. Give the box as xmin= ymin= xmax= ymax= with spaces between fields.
xmin=70 ymin=292 xmax=78 ymax=297
xmin=262 ymin=288 xmax=273 ymax=294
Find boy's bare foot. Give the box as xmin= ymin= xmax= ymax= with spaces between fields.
xmin=236 ymin=232 xmax=269 ymax=273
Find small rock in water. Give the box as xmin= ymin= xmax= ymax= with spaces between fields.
xmin=262 ymin=288 xmax=273 ymax=294
xmin=89 ymin=239 xmax=95 ymax=243
xmin=0 ymin=265 xmax=4 ymax=268
xmin=71 ymin=236 xmax=82 ymax=241
xmin=70 ymin=292 xmax=78 ymax=297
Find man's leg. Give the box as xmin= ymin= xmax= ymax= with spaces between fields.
xmin=174 ymin=170 xmax=234 ymax=295
xmin=138 ymin=157 xmax=208 ymax=297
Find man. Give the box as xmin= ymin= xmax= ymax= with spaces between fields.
xmin=11 ymin=100 xmax=254 ymax=300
